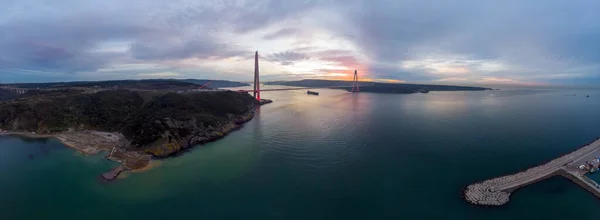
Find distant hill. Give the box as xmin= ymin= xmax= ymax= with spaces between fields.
xmin=181 ymin=79 xmax=250 ymax=88
xmin=1 ymin=79 xmax=198 ymax=90
xmin=0 ymin=79 xmax=249 ymax=90
xmin=264 ymin=79 xmax=491 ymax=94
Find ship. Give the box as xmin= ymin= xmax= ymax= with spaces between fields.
xmin=307 ymin=90 xmax=319 ymax=96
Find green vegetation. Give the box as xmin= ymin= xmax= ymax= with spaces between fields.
xmin=181 ymin=79 xmax=250 ymax=88
xmin=123 ymin=91 xmax=257 ymax=147
xmin=1 ymin=79 xmax=197 ymax=90
xmin=19 ymin=89 xmax=86 ymax=99
xmin=0 ymin=90 xmax=258 ymax=149
xmin=1 ymin=79 xmax=249 ymax=90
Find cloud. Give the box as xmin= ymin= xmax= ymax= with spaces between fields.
xmin=266 ymin=51 xmax=309 ymax=65
xmin=130 ymin=38 xmax=247 ymax=61
xmin=435 ymin=77 xmax=469 ymax=82
xmin=0 ymin=0 xmax=599 ymax=86
xmin=319 ymin=55 xmax=360 ymax=68
xmin=322 ymin=0 xmax=600 ymax=84
xmin=136 ymin=72 xmax=182 ymax=78
xmin=475 ymin=77 xmax=537 ymax=86
xmin=309 ymin=50 xmax=364 ymax=73
xmin=0 ymin=18 xmax=139 ymax=73
xmin=377 ymin=79 xmax=405 ymax=83
xmin=0 ymin=2 xmax=154 ymax=75
xmin=0 ymin=0 xmax=255 ymax=81
xmin=263 ymin=28 xmax=302 ymax=40
xmin=224 ymin=0 xmax=326 ymax=33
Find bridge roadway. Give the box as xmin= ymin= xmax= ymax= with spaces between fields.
xmin=464 ymin=138 xmax=600 ymax=206
xmin=235 ymin=86 xmax=352 ymax=93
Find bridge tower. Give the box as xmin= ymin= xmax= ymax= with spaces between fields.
xmin=351 ymin=69 xmax=360 ymax=92
xmin=253 ymin=51 xmax=260 ymax=100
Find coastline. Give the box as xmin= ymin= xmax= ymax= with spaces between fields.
xmin=0 ymin=131 xmax=150 ymax=180
xmin=0 ymin=102 xmax=269 ymax=181
xmin=0 ymin=132 xmax=54 ymax=139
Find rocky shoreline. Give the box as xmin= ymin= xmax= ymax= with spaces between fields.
xmin=142 ymin=105 xmax=260 ymax=158
xmin=1 ymin=100 xmax=272 ymax=181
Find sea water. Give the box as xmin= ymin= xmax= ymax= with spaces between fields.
xmin=1 ymin=87 xmax=599 ymax=219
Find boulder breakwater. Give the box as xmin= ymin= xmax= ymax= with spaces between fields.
xmin=464 ymin=138 xmax=600 ymax=206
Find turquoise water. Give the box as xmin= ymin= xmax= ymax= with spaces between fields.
xmin=1 ymin=88 xmax=600 ymax=219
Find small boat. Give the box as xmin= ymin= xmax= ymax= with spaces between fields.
xmin=307 ymin=90 xmax=319 ymax=96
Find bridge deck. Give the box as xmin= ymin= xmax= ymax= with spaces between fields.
xmin=464 ymin=138 xmax=600 ymax=206
xmin=236 ymin=86 xmax=351 ymax=93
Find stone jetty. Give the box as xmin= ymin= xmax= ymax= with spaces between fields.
xmin=101 ymin=165 xmax=126 ymax=181
xmin=259 ymin=99 xmax=273 ymax=105
xmin=464 ymin=138 xmax=600 ymax=206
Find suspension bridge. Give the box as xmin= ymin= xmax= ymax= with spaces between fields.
xmin=232 ymin=51 xmax=360 ymax=100
xmin=1 ymin=51 xmax=360 ymax=98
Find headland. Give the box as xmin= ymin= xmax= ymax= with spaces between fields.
xmin=0 ymin=80 xmax=269 ymax=181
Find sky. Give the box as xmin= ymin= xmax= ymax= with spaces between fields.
xmin=0 ymin=0 xmax=599 ymax=87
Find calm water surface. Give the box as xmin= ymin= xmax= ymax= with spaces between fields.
xmin=1 ymin=87 xmax=600 ymax=219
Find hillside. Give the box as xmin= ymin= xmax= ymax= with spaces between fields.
xmin=0 ymin=89 xmax=259 ymax=156
xmin=2 ymin=79 xmax=249 ymax=90
xmin=182 ymin=79 xmax=250 ymax=88
xmin=264 ymin=79 xmax=491 ymax=93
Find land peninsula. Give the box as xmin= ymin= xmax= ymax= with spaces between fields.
xmin=0 ymin=79 xmax=263 ymax=180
